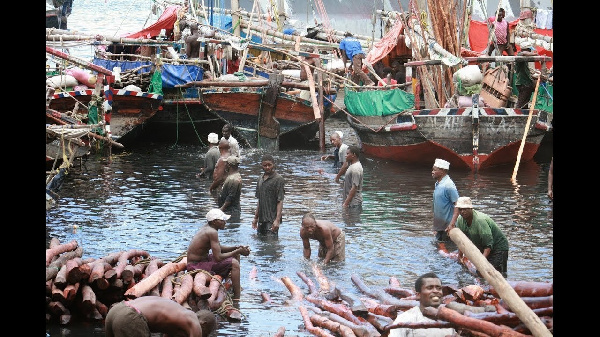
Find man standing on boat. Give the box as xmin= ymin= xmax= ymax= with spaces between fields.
xmin=432 ymin=159 xmax=459 ymax=242
xmin=451 ymin=197 xmax=510 ymax=277
xmin=342 ymin=145 xmax=363 ymax=209
xmin=339 ymin=32 xmax=375 ymax=86
xmin=221 ymin=124 xmax=241 ymax=159
xmin=486 ymin=8 xmax=514 ymax=57
xmin=514 ymin=40 xmax=542 ymax=109
xmin=197 ymin=132 xmax=220 ymax=179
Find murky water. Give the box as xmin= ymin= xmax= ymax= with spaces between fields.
xmin=47 ymin=1 xmax=553 ymax=336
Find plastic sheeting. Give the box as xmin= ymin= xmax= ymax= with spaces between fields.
xmin=91 ymin=59 xmax=204 ymax=88
xmin=343 ymin=87 xmax=414 ymax=117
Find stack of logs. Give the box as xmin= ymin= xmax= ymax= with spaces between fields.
xmin=45 ymin=238 xmax=240 ymax=326
xmin=280 ymin=264 xmax=553 ymax=337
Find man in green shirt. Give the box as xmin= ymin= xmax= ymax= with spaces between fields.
xmin=454 ymin=197 xmax=509 ymax=276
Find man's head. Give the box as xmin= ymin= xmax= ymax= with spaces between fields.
xmin=218 ymin=138 xmax=230 ymax=152
xmin=496 ymin=8 xmax=505 ymax=20
xmin=196 ymin=309 xmax=217 ymax=336
xmin=222 ymin=124 xmax=233 ymax=139
xmin=415 ymin=272 xmax=443 ymax=309
xmin=456 ymin=196 xmax=474 ymax=221
xmin=206 ymin=208 xmax=231 ymax=228
xmin=261 ymin=154 xmax=275 ymax=175
xmin=432 ymin=158 xmax=449 ymax=180
xmin=346 ymin=145 xmax=361 ymax=162
xmin=344 ymin=31 xmax=353 ymax=37
xmin=226 ymin=155 xmax=240 ymax=169
xmin=301 ymin=212 xmax=317 ymax=235
xmin=330 ymin=131 xmax=343 ymax=148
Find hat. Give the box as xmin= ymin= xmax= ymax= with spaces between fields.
xmin=520 ymin=40 xmax=533 ymax=50
xmin=455 ymin=197 xmax=473 ymax=209
xmin=207 ymin=132 xmax=219 ymax=144
xmin=433 ymin=158 xmax=450 ymax=170
xmin=226 ymin=156 xmax=240 ymax=166
xmin=335 ymin=131 xmax=344 ymax=138
xmin=206 ymin=208 xmax=231 ymax=222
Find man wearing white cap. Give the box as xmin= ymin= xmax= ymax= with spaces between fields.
xmin=320 ymin=131 xmax=349 ymax=180
xmin=431 ymin=158 xmax=459 ymax=242
xmin=187 ymin=208 xmax=250 ymax=301
xmin=452 ymin=197 xmax=509 ymax=277
xmin=197 ymin=132 xmax=220 ymax=179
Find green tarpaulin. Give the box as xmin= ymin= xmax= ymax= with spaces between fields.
xmin=343 ymin=87 xmax=415 ymax=116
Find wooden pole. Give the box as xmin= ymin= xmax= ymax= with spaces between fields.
xmin=511 ymin=75 xmax=541 ymax=182
xmin=447 ymin=228 xmax=552 ymax=337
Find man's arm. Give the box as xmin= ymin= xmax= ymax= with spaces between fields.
xmin=301 ymin=231 xmax=311 ymax=259
xmin=270 ymin=200 xmax=284 ymax=232
xmin=343 ymin=185 xmax=357 ymax=208
xmin=321 ymin=230 xmax=335 ymax=264
xmin=334 ymin=161 xmax=349 ymax=183
xmin=547 ymin=158 xmax=553 ymax=199
xmin=252 ymin=202 xmax=259 ymax=229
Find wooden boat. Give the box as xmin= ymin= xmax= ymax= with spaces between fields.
xmin=46 ymin=0 xmax=72 ymax=29
xmin=345 ymin=89 xmax=551 ymax=170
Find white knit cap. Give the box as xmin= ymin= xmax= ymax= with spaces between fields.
xmin=207 ymin=132 xmax=219 ymax=144
xmin=206 ymin=209 xmax=231 ymax=222
xmin=455 ymin=197 xmax=473 ymax=208
xmin=335 ymin=131 xmax=343 ymax=138
xmin=434 ymin=158 xmax=450 ymax=170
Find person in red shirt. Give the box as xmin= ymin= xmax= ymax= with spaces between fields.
xmin=227 ymin=52 xmax=240 ymax=74
xmin=378 ymin=68 xmax=398 ymax=87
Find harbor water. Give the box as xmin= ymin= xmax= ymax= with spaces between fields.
xmin=47 ymin=1 xmax=553 ymax=336
xmin=46 ymin=117 xmax=553 ymax=337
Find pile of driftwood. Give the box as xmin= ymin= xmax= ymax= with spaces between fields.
xmin=279 ymin=264 xmax=553 ymax=337
xmin=45 ymin=238 xmax=241 ymax=326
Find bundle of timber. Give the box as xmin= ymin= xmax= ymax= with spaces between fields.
xmin=45 ymin=238 xmax=241 ymax=326
xmin=280 ymin=264 xmax=553 ymax=336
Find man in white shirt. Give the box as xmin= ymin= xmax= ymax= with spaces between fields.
xmin=221 ymin=123 xmax=241 ymax=159
xmin=388 ymin=272 xmax=458 ymax=337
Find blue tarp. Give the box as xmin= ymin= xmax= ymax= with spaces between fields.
xmin=92 ymin=58 xmax=204 ymax=88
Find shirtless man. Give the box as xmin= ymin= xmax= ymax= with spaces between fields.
xmin=105 ymin=296 xmax=216 ymax=337
xmin=187 ymin=208 xmax=250 ymax=301
xmin=209 ymin=138 xmax=231 ymax=192
xmin=300 ymin=212 xmax=345 ymax=264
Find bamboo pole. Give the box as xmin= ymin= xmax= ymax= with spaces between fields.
xmin=447 ymin=228 xmax=552 ymax=337
xmin=511 ymin=75 xmax=541 ymax=182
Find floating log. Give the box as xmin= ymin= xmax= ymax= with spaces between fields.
xmin=383 ymin=320 xmax=454 ymax=332
xmin=448 ymin=228 xmax=553 ymax=337
xmin=463 ymin=307 xmax=553 ymax=327
xmin=351 ymin=274 xmax=419 ymax=310
xmin=124 ymin=259 xmax=187 ymax=299
xmin=298 ymin=305 xmax=337 ymax=337
xmin=172 ymin=273 xmax=194 ymax=304
xmin=261 ymin=292 xmax=272 ymax=303
xmin=296 ymin=271 xmax=319 ymax=296
xmin=114 ymin=249 xmax=150 ymax=279
xmin=445 ymin=302 xmax=496 ymax=315
xmin=273 ymin=326 xmax=286 ymax=337
xmin=383 ymin=286 xmax=415 ymax=299
xmin=325 ymin=285 xmax=368 ymax=317
xmin=306 ymin=305 xmax=379 ymax=337
xmin=46 ymin=239 xmax=78 ymax=266
xmin=360 ymin=297 xmax=399 ymax=319
xmin=310 ymin=313 xmax=357 ymax=337
xmin=423 ymin=305 xmax=528 ymax=337
xmin=192 ymin=271 xmax=212 ymax=300
xmin=364 ymin=312 xmax=393 ymax=332
xmin=488 ymin=281 xmax=553 ymax=298
xmin=501 ymin=296 xmax=553 ymax=310
xmin=388 ymin=277 xmax=402 ymax=288
xmin=281 ymin=276 xmax=304 ymax=300
xmin=312 ymin=264 xmax=331 ymax=294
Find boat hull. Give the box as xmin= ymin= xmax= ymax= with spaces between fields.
xmin=347 ymin=107 xmax=551 ymax=170
xmin=200 ymin=87 xmax=325 ymax=149
xmin=48 ymin=89 xmax=163 ymax=146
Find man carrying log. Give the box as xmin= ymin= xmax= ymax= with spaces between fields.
xmin=388 ymin=272 xmax=458 ymax=337
xmin=300 ymin=212 xmax=345 ymax=264
xmin=105 ymin=296 xmax=217 ymax=337
xmin=449 ymin=197 xmax=509 ymax=277
xmin=187 ymin=209 xmax=250 ymax=301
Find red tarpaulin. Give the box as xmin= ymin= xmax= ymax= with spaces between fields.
xmin=468 ymin=19 xmax=552 ymax=69
xmin=124 ymin=5 xmax=181 ymax=40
